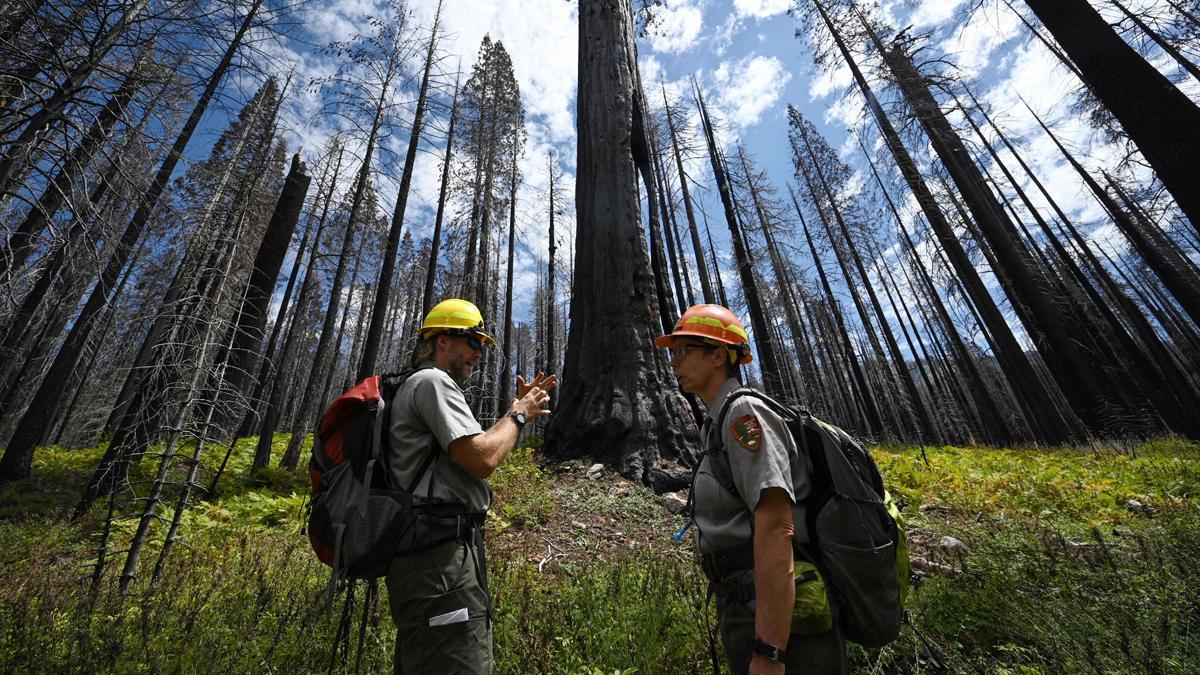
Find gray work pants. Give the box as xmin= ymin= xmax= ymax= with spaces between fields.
xmin=716 ymin=569 xmax=849 ymax=675
xmin=385 ymin=538 xmax=492 ymax=674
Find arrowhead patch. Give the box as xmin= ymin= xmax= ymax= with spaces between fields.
xmin=731 ymin=413 xmax=762 ymax=452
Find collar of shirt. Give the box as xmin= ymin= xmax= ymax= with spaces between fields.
xmin=705 ymin=377 xmax=743 ymax=424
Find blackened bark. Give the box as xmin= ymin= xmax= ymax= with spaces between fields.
xmin=544 ymin=0 xmax=697 ymax=491
xmin=817 ymin=1 xmax=1068 ymax=443
xmin=251 ymin=145 xmax=343 ymax=467
xmin=499 ymin=149 xmax=518 ymax=407
xmin=359 ymin=2 xmax=442 ymax=379
xmin=663 ymin=84 xmax=714 ymax=304
xmin=422 ymin=79 xmax=460 ymax=319
xmin=546 ymin=153 xmax=558 ymax=408
xmin=1028 ymin=107 xmax=1200 ymax=331
xmin=0 ymin=60 xmax=140 ymax=281
xmin=0 ymin=0 xmax=262 ymax=483
xmin=1023 ymin=0 xmax=1200 ymax=231
xmin=694 ymin=82 xmax=783 ymax=396
xmin=881 ymin=38 xmax=1116 ymax=435
xmin=857 ymin=137 xmax=1011 ymax=444
xmin=279 ymin=93 xmax=387 ymax=469
xmin=789 ymin=189 xmax=883 ymax=437
xmin=222 ymin=153 xmax=311 ymax=425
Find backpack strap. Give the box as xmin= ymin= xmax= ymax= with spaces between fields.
xmin=707 ymin=388 xmax=825 ymax=564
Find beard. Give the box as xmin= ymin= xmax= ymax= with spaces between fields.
xmin=448 ymin=351 xmax=475 ymax=386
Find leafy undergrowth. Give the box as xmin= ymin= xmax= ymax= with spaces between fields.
xmin=0 ymin=436 xmax=1197 ymax=673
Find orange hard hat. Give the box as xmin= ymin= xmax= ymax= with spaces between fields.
xmin=654 ymin=304 xmax=753 ymax=365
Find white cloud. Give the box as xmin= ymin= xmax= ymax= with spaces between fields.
xmin=709 ymin=12 xmax=743 ymax=57
xmin=901 ymin=0 xmax=968 ymax=29
xmin=732 ymin=0 xmax=792 ymax=20
xmin=939 ymin=3 xmax=1021 ymax=75
xmin=649 ymin=0 xmax=704 ymax=54
xmin=711 ymin=54 xmax=791 ymax=128
xmin=807 ymin=57 xmax=850 ymax=101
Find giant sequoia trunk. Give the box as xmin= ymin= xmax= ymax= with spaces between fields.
xmin=543 ymin=0 xmax=696 ymax=491
xmin=1022 ymin=0 xmax=1200 ymax=232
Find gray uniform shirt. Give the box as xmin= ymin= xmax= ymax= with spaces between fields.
xmin=388 ymin=362 xmax=491 ymax=512
xmin=693 ymin=377 xmax=811 ymax=554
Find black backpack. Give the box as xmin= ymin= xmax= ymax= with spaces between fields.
xmin=710 ymin=388 xmax=911 ymax=648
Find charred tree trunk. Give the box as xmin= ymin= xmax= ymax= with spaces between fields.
xmin=790 ymin=189 xmax=883 ymax=437
xmin=881 ymin=36 xmax=1114 ymax=435
xmin=221 ymin=153 xmax=311 ymax=426
xmin=663 ymin=84 xmax=714 ymax=304
xmin=0 ymin=58 xmax=142 ymax=282
xmin=279 ymin=92 xmax=387 ymax=469
xmin=0 ymin=0 xmax=263 ymax=483
xmin=544 ymin=0 xmax=697 ymax=491
xmin=1023 ymin=0 xmax=1200 ymax=231
xmin=499 ymin=149 xmax=518 ymax=407
xmin=816 ymin=0 xmax=1069 ymax=443
xmin=546 ymin=153 xmax=558 ymax=407
xmin=694 ymin=82 xmax=783 ymax=395
xmin=359 ymin=1 xmax=442 ymax=379
xmin=422 ymin=79 xmax=459 ymax=319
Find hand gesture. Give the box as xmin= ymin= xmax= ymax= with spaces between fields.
xmin=512 ymin=372 xmax=557 ymax=420
xmin=517 ymin=371 xmax=557 ymax=399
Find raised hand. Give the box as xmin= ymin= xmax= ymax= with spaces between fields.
xmin=516 ymin=371 xmax=557 ymax=399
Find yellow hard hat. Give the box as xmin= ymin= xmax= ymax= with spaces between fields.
xmin=421 ymin=298 xmax=495 ymax=344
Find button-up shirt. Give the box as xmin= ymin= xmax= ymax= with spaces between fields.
xmin=388 ymin=362 xmax=490 ymax=511
xmin=692 ymin=377 xmax=811 ymax=554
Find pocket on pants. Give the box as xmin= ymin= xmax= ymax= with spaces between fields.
xmin=399 ymin=584 xmax=492 ymax=674
xmin=423 ymin=584 xmax=487 ymax=628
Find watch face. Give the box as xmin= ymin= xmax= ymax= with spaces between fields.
xmin=512 ymin=411 xmax=527 ymax=425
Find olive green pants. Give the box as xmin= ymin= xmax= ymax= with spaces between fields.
xmin=716 ymin=572 xmax=849 ymax=675
xmin=385 ymin=538 xmax=492 ymax=674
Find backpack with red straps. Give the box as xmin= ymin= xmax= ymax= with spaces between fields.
xmin=305 ymin=368 xmax=477 ymax=589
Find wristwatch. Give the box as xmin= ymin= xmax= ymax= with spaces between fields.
xmin=751 ymin=637 xmax=786 ymax=662
xmin=508 ymin=410 xmax=527 ymax=427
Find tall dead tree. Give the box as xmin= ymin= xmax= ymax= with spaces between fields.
xmin=804 ymin=0 xmax=1073 ymax=443
xmin=693 ymin=81 xmax=784 ymax=396
xmin=0 ymin=0 xmax=264 ymax=483
xmin=1022 ymin=0 xmax=1200 ymax=231
xmin=544 ymin=0 xmax=697 ymax=491
xmin=358 ymin=0 xmax=444 ymax=380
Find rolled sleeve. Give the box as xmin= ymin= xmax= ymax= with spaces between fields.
xmin=410 ymin=370 xmax=483 ymax=449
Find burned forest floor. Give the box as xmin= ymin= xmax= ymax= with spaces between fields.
xmin=1 ymin=435 xmax=1198 ymax=673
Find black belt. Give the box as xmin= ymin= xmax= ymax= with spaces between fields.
xmin=700 ymin=544 xmax=755 ymax=581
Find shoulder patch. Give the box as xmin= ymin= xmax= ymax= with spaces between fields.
xmin=730 ymin=413 xmax=763 ymax=452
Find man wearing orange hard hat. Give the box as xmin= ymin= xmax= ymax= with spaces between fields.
xmin=657 ymin=304 xmax=847 ymax=675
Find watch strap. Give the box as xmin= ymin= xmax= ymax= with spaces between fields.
xmin=751 ymin=637 xmax=786 ymax=662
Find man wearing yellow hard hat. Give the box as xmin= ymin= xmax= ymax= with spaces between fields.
xmin=384 ymin=298 xmax=555 ymax=673
xmin=656 ymin=304 xmax=847 ymax=675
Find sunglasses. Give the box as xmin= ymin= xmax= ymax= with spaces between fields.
xmin=669 ymin=342 xmax=716 ymax=360
xmin=460 ymin=334 xmax=486 ymax=352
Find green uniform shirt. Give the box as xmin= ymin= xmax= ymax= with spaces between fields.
xmin=693 ymin=377 xmax=811 ymax=554
xmin=388 ymin=362 xmax=490 ymax=512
